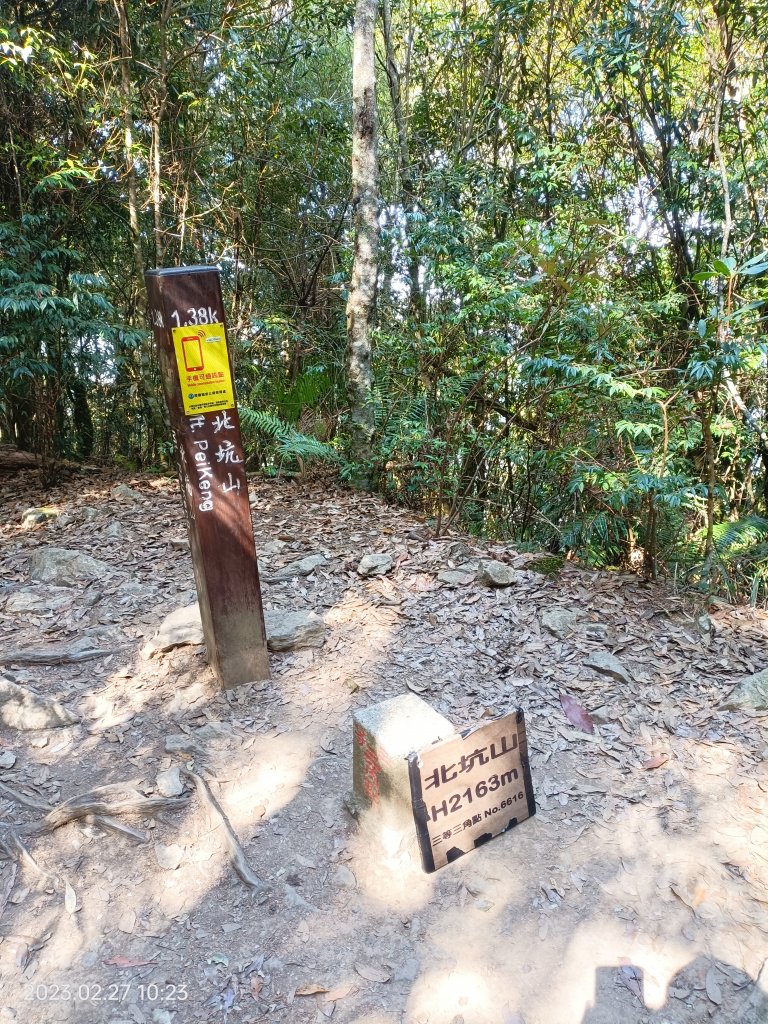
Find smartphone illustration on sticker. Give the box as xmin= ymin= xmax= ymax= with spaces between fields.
xmin=182 ymin=333 xmax=204 ymax=372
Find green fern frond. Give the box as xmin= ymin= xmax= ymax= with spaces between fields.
xmin=240 ymin=407 xmax=339 ymax=464
xmin=712 ymin=515 xmax=768 ymax=553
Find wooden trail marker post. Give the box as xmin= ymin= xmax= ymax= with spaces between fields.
xmin=145 ymin=266 xmax=270 ymax=687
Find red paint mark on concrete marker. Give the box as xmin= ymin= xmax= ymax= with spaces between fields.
xmin=356 ymin=727 xmax=383 ymax=804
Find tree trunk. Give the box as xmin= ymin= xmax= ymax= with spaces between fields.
xmin=113 ymin=0 xmax=169 ymax=465
xmin=113 ymin=0 xmax=144 ymax=298
xmin=381 ymin=0 xmax=423 ymax=319
xmin=345 ymin=0 xmax=380 ymax=463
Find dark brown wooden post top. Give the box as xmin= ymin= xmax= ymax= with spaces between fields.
xmin=145 ymin=265 xmax=270 ymax=687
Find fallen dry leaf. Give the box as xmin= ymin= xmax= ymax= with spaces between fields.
xmin=641 ymin=754 xmax=669 ymax=770
xmin=670 ymin=880 xmax=708 ymax=911
xmin=103 ymin=956 xmax=158 ymax=968
xmin=295 ymin=983 xmax=329 ymax=996
xmin=354 ymin=963 xmax=391 ymax=983
xmin=249 ymin=976 xmax=263 ymax=1000
xmin=64 ymin=882 xmax=77 ymax=914
xmin=117 ymin=910 xmax=136 ymax=934
xmin=560 ymin=693 xmax=594 ymax=734
xmin=325 ymin=982 xmax=354 ymax=1002
xmin=705 ymin=967 xmax=722 ymax=1005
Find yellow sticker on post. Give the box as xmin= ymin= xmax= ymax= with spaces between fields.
xmin=172 ymin=323 xmax=235 ymax=415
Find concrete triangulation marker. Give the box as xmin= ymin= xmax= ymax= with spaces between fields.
xmin=347 ymin=693 xmax=456 ymax=853
xmin=348 ymin=695 xmax=536 ymax=873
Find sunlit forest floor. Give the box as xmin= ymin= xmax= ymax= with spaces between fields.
xmin=1 ymin=467 xmax=767 ymax=1024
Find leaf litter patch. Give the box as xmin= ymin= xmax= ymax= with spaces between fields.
xmin=0 ymin=468 xmax=766 ymax=1023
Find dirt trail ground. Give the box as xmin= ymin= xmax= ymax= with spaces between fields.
xmin=0 ymin=469 xmax=767 ymax=1024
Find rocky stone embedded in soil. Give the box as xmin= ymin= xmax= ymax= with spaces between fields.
xmin=583 ymin=650 xmax=632 ymax=685
xmin=154 ymin=842 xmax=184 ymax=870
xmin=332 ymin=864 xmax=357 ymax=888
xmin=165 ymin=733 xmax=206 ymax=759
xmin=155 ymin=765 xmax=184 ymax=797
xmin=0 ymin=677 xmax=79 ymax=730
xmin=541 ymin=607 xmax=608 ymax=641
xmin=112 ymin=482 xmax=143 ymax=500
xmin=447 ymin=541 xmax=474 ymax=563
xmin=28 ymin=547 xmax=115 ymax=586
xmin=102 ymin=521 xmax=125 ymax=540
xmin=0 ymin=751 xmax=17 ymax=769
xmin=357 ymin=553 xmax=393 ymax=577
xmin=476 ymin=559 xmax=516 ymax=587
xmin=722 ymin=667 xmax=768 ymax=712
xmin=265 ymin=553 xmax=326 ymax=583
xmin=4 ymin=587 xmax=74 ymax=615
xmin=0 ymin=636 xmax=119 ymax=666
xmin=141 ymin=605 xmax=205 ymax=657
xmin=541 ymin=608 xmax=582 ymax=639
xmin=144 ymin=603 xmax=327 ymax=657
xmin=263 ymin=609 xmax=326 ymax=651
xmin=21 ymin=506 xmax=58 ymax=528
xmin=437 ymin=568 xmax=475 ymax=586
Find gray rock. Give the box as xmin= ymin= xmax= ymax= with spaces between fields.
xmin=263 ymin=609 xmax=326 ymax=651
xmin=476 ymin=559 xmax=516 ymax=587
xmin=0 ymin=677 xmax=79 ymax=730
xmin=357 ymin=553 xmax=393 ymax=578
xmin=582 ymin=650 xmax=632 ymax=685
xmin=722 ymin=668 xmax=768 ymax=712
xmin=332 ymin=864 xmax=357 ymax=888
xmin=0 ymin=751 xmax=17 ymax=769
xmin=194 ymin=721 xmax=234 ymax=741
xmin=112 ymin=483 xmax=142 ymax=500
xmin=102 ymin=521 xmax=125 ymax=540
xmin=541 ymin=608 xmax=582 ymax=639
xmin=144 ymin=603 xmax=327 ymax=657
xmin=141 ymin=604 xmax=204 ymax=658
xmin=448 ymin=541 xmax=473 ymax=563
xmin=4 ymin=587 xmax=74 ymax=615
xmin=542 ymin=608 xmax=607 ymax=641
xmin=22 ymin=507 xmax=57 ymax=528
xmin=0 ymin=636 xmax=119 ymax=666
xmin=697 ymin=613 xmax=713 ymax=636
xmin=266 ymin=553 xmax=326 ymax=582
xmin=28 ymin=547 xmax=115 ymax=586
xmin=260 ymin=540 xmax=287 ymax=556
xmin=155 ymin=766 xmax=184 ymax=798
xmin=165 ymin=734 xmax=206 ymax=759
xmin=154 ymin=843 xmax=184 ymax=870
xmin=437 ymin=568 xmax=475 ymax=586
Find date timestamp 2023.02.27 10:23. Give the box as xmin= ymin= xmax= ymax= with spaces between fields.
xmin=27 ymin=983 xmax=189 ymax=1003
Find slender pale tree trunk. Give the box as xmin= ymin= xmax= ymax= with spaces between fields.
xmin=381 ymin=0 xmax=423 ymax=319
xmin=345 ymin=0 xmax=380 ymax=462
xmin=113 ymin=0 xmax=144 ymax=299
xmin=113 ymin=0 xmax=167 ymax=462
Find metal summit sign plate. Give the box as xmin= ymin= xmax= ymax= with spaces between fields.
xmin=408 ymin=710 xmax=535 ymax=872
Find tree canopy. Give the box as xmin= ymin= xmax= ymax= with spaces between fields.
xmin=3 ymin=0 xmax=768 ymax=599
